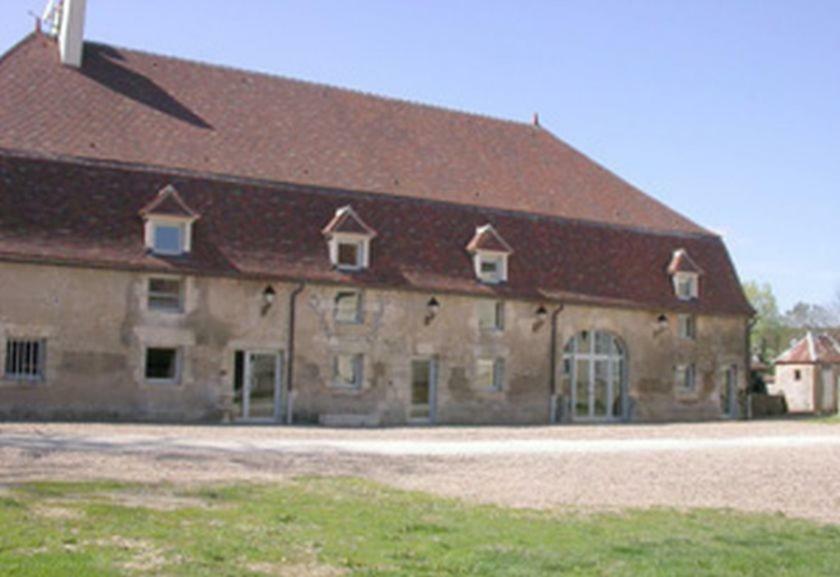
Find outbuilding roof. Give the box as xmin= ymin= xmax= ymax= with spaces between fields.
xmin=776 ymin=332 xmax=840 ymax=365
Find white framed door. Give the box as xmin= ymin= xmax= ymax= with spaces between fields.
xmin=409 ymin=359 xmax=437 ymax=424
xmin=242 ymin=351 xmax=283 ymax=421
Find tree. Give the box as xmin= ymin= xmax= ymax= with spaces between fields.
xmin=783 ymin=301 xmax=837 ymax=329
xmin=743 ymin=281 xmax=788 ymax=361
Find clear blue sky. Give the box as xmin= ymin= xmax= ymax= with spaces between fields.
xmin=2 ymin=1 xmax=838 ymax=311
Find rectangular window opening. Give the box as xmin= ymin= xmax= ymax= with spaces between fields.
xmin=145 ymin=347 xmax=180 ymax=383
xmin=676 ymin=364 xmax=696 ymax=392
xmin=152 ymin=222 xmax=185 ymax=255
xmin=678 ymin=314 xmax=696 ymax=340
xmin=334 ymin=353 xmax=363 ymax=388
xmin=334 ymin=290 xmax=362 ymax=323
xmin=477 ymin=300 xmax=504 ymax=331
xmin=148 ymin=278 xmax=183 ymax=312
xmin=4 ymin=339 xmax=45 ymax=381
xmin=337 ymin=241 xmax=361 ymax=269
xmin=477 ymin=357 xmax=505 ymax=391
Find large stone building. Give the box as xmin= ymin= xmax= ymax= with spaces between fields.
xmin=0 ymin=1 xmax=753 ymax=425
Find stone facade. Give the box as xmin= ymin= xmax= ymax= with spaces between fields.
xmin=772 ymin=364 xmax=839 ymax=414
xmin=0 ymin=261 xmax=748 ymax=424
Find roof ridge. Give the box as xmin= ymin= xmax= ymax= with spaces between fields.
xmin=82 ymin=38 xmax=539 ymax=132
xmin=0 ymin=147 xmax=722 ymax=241
xmin=806 ymin=331 xmax=817 ymax=362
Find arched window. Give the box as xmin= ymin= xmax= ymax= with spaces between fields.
xmin=562 ymin=331 xmax=626 ymax=421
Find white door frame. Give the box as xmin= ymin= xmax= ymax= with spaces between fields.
xmin=242 ymin=349 xmax=283 ymax=422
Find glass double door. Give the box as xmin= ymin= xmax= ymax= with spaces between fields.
xmin=241 ymin=351 xmax=283 ymax=421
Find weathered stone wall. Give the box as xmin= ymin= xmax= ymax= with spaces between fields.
xmin=0 ymin=262 xmax=749 ymax=424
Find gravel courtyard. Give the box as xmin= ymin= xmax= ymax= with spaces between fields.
xmin=2 ymin=420 xmax=839 ymax=524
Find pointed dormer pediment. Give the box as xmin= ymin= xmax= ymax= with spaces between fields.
xmin=467 ymin=224 xmax=511 ymax=284
xmin=140 ymin=185 xmax=198 ymax=256
xmin=322 ymin=206 xmax=376 ymax=270
xmin=466 ymin=224 xmax=513 ymax=254
xmin=667 ymin=248 xmax=703 ymax=275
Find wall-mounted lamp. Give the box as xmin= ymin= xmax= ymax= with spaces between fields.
xmin=654 ymin=313 xmax=668 ymax=336
xmin=532 ymin=304 xmax=549 ymax=332
xmin=261 ymin=285 xmax=276 ymax=316
xmin=425 ymin=297 xmax=440 ymax=325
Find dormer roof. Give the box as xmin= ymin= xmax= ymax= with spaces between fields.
xmin=776 ymin=332 xmax=840 ymax=365
xmin=667 ymin=248 xmax=703 ymax=275
xmin=139 ymin=184 xmax=198 ymax=220
xmin=322 ymin=206 xmax=377 ymax=237
xmin=466 ymin=224 xmax=513 ymax=254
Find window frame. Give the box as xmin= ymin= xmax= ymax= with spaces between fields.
xmin=328 ymin=233 xmax=371 ymax=271
xmin=334 ymin=290 xmax=363 ymax=324
xmin=144 ymin=216 xmax=194 ymax=256
xmin=333 ymin=353 xmax=363 ymax=389
xmin=144 ymin=346 xmax=182 ymax=385
xmin=4 ymin=338 xmax=46 ymax=382
xmin=147 ymin=277 xmax=184 ymax=313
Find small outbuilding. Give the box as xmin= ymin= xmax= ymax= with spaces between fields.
xmin=773 ymin=332 xmax=840 ymax=414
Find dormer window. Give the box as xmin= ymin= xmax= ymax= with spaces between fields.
xmin=667 ymin=248 xmax=703 ymax=301
xmin=322 ymin=206 xmax=376 ymax=271
xmin=466 ymin=224 xmax=512 ymax=284
xmin=139 ymin=185 xmax=199 ymax=257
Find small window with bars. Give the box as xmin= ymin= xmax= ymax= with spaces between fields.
xmin=4 ymin=339 xmax=46 ymax=381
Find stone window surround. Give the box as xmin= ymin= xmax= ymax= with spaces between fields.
xmin=673 ymin=272 xmax=699 ymax=301
xmin=328 ymin=233 xmax=371 ymax=271
xmin=473 ymin=250 xmax=509 ymax=284
xmin=143 ymin=215 xmax=195 ymax=256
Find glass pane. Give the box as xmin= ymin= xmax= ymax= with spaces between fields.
xmin=337 ymin=242 xmax=359 ymax=267
xmin=575 ymin=359 xmax=589 ymax=417
xmin=148 ymin=278 xmax=182 ymax=311
xmin=611 ymin=359 xmax=624 ymax=417
xmin=594 ymin=331 xmax=611 ymax=355
xmin=593 ymin=360 xmax=608 ymax=417
xmin=248 ymin=353 xmax=277 ymax=418
xmin=153 ymin=224 xmax=182 ymax=254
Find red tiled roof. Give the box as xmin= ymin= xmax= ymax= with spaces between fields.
xmin=0 ymin=33 xmax=709 ymax=235
xmin=0 ymin=154 xmax=753 ymax=316
xmin=776 ymin=332 xmax=840 ymax=365
xmin=321 ymin=206 xmax=376 ymax=237
xmin=139 ymin=184 xmax=198 ymax=219
xmin=466 ymin=225 xmax=513 ymax=254
xmin=667 ymin=248 xmax=703 ymax=275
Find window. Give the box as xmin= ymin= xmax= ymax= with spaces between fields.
xmin=676 ymin=364 xmax=696 ymax=392
xmin=145 ymin=347 xmax=180 ymax=383
xmin=4 ymin=339 xmax=45 ymax=381
xmin=152 ymin=222 xmax=184 ymax=255
xmin=674 ymin=273 xmax=699 ymax=300
xmin=476 ymin=358 xmax=505 ymax=390
xmin=336 ymin=241 xmax=362 ymax=269
xmin=477 ymin=300 xmax=504 ymax=331
xmin=677 ymin=314 xmax=696 ymax=340
xmin=148 ymin=278 xmax=183 ymax=312
xmin=794 ymin=369 xmax=802 ymax=381
xmin=475 ymin=253 xmax=507 ymax=284
xmin=334 ymin=290 xmax=362 ymax=323
xmin=334 ymin=354 xmax=363 ymax=388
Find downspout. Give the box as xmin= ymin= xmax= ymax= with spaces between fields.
xmin=285 ymin=282 xmax=305 ymax=424
xmin=744 ymin=316 xmax=757 ymax=420
xmin=548 ymin=303 xmax=565 ymax=424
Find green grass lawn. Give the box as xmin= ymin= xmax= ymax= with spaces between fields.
xmin=1 ymin=478 xmax=838 ymax=576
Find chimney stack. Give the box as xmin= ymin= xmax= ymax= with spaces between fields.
xmin=58 ymin=0 xmax=87 ymax=67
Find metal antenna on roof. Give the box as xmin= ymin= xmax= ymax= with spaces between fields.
xmin=532 ymin=112 xmax=540 ymax=127
xmin=40 ymin=0 xmax=63 ymax=36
